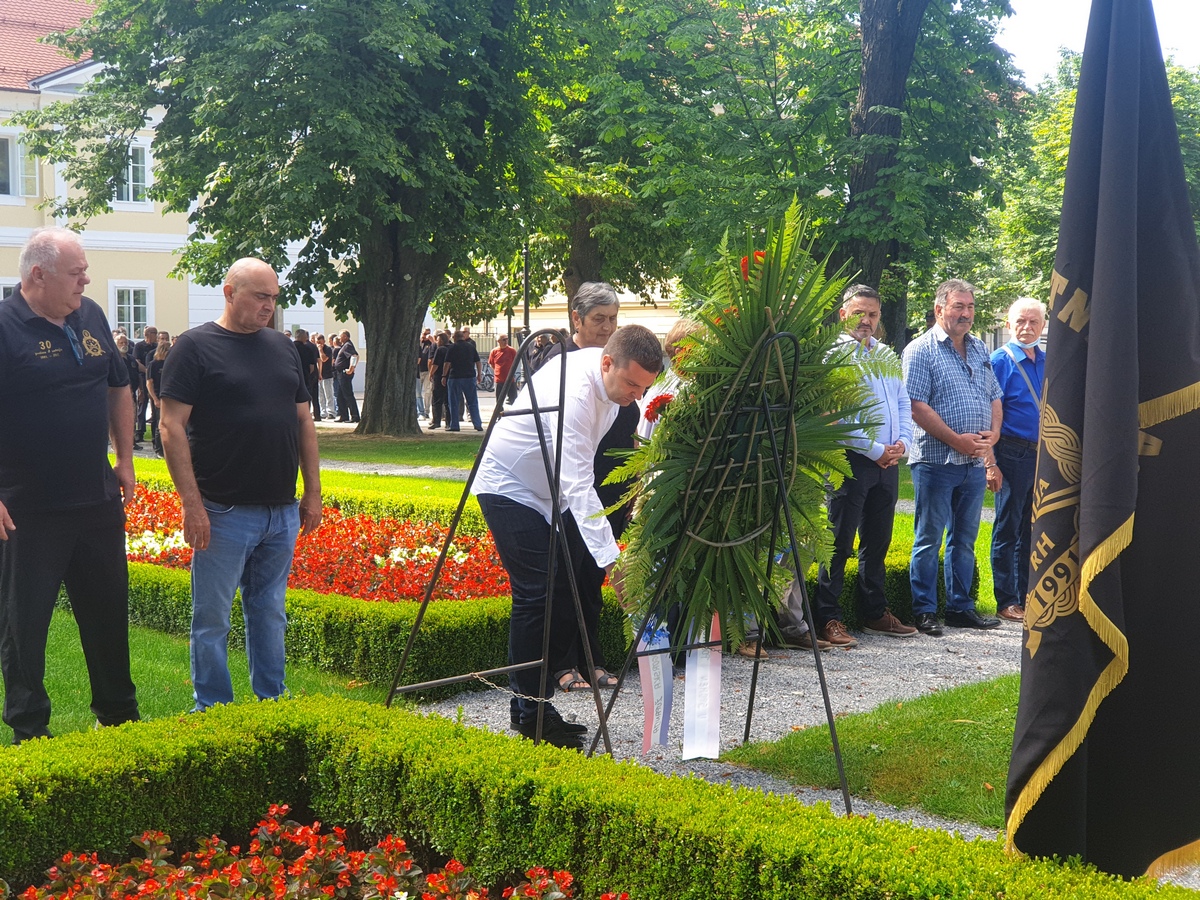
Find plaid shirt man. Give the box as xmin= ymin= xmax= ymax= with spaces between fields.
xmin=902 ymin=323 xmax=1002 ymax=465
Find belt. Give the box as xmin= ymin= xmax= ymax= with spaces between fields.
xmin=998 ymin=434 xmax=1038 ymax=451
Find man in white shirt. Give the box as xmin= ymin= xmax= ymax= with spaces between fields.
xmin=812 ymin=285 xmax=917 ymax=648
xmin=474 ymin=324 xmax=662 ymax=749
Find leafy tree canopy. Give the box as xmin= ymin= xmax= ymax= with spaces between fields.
xmin=18 ymin=0 xmax=595 ymax=434
xmin=954 ymin=50 xmax=1200 ymax=328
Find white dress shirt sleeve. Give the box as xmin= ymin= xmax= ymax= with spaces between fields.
xmin=559 ymin=371 xmax=621 ymax=569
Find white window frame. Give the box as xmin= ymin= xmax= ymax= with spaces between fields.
xmin=112 ymin=138 xmax=153 ymax=211
xmin=0 ymin=128 xmax=39 ymax=206
xmin=108 ymin=280 xmax=156 ymax=338
xmin=0 ymin=278 xmax=19 ymax=300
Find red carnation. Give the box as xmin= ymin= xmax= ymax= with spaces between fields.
xmin=740 ymin=250 xmax=765 ymax=281
xmin=643 ymin=393 xmax=674 ymax=423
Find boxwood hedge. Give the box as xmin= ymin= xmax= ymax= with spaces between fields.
xmin=0 ymin=698 xmax=1185 ymax=898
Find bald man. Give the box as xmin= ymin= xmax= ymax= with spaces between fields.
xmin=159 ymin=258 xmax=322 ymax=711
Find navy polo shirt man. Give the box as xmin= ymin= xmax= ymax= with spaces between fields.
xmin=987 ymin=298 xmax=1046 ymax=624
xmin=0 ymin=228 xmax=140 ymax=743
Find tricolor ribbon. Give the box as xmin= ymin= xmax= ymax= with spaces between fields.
xmin=637 ymin=616 xmax=674 ymax=754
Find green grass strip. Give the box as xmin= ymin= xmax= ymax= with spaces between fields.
xmin=316 ymin=431 xmax=483 ymax=468
xmin=0 ymin=609 xmax=387 ymax=744
xmin=725 ymin=674 xmax=1019 ymax=829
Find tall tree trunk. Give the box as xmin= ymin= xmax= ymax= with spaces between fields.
xmin=357 ymin=223 xmax=451 ymax=435
xmin=831 ymin=0 xmax=931 ymax=299
xmin=561 ymin=195 xmax=605 ymax=317
xmin=880 ymin=255 xmax=909 ymax=351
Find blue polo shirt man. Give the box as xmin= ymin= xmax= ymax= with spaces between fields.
xmin=988 ymin=298 xmax=1046 ymax=624
xmin=902 ymin=279 xmax=1003 ymax=635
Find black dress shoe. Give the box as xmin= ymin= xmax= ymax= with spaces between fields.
xmin=914 ymin=613 xmax=944 ymax=636
xmin=944 ymin=608 xmax=1001 ymax=630
xmin=512 ymin=716 xmax=585 ymax=750
xmin=510 ymin=714 xmax=587 ymax=735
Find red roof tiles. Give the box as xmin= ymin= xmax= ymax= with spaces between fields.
xmin=0 ymin=0 xmax=94 ymax=91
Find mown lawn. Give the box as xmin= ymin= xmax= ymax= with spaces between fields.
xmin=0 ymin=610 xmax=389 ymax=745
xmin=132 ymin=457 xmax=470 ymax=501
xmin=316 ymin=431 xmax=483 ymax=468
xmin=724 ymin=674 xmax=1019 ymax=828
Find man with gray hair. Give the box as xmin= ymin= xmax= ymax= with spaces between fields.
xmin=530 ymin=281 xmax=621 ymax=373
xmin=902 ymin=279 xmax=1003 ymax=635
xmin=986 ymin=297 xmax=1047 ymax=624
xmin=0 ymin=227 xmax=140 ymax=742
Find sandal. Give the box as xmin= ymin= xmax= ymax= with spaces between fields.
xmin=555 ymin=668 xmax=591 ymax=693
xmin=593 ymin=668 xmax=619 ymax=688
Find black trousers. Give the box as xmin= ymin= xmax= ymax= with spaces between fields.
xmin=477 ymin=494 xmax=591 ymax=724
xmin=814 ymin=451 xmax=899 ymax=626
xmin=335 ymin=372 xmax=359 ymax=422
xmin=150 ymin=400 xmax=162 ymax=453
xmin=430 ymin=381 xmax=448 ymax=427
xmin=0 ymin=499 xmax=139 ymax=742
xmin=135 ymin=377 xmax=150 ymax=440
xmin=308 ymin=378 xmax=321 ymax=420
xmin=572 ymin=508 xmax=627 ymax=675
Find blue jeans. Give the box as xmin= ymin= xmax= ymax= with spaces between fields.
xmin=447 ymin=376 xmax=482 ymax=430
xmin=414 ymin=377 xmax=427 ymax=418
xmin=909 ymin=463 xmax=986 ymax=615
xmin=190 ymin=500 xmax=300 ymax=710
xmin=991 ymin=437 xmax=1037 ymax=611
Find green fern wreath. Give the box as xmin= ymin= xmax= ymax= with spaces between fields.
xmin=611 ymin=204 xmax=902 ymax=648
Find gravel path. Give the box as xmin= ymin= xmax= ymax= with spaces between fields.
xmin=423 ymin=622 xmax=1024 ymax=841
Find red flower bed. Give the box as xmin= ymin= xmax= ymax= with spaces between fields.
xmin=125 ymin=486 xmax=509 ymax=602
xmin=19 ymin=805 xmax=629 ymax=900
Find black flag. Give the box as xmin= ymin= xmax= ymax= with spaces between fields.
xmin=1004 ymin=0 xmax=1200 ymax=878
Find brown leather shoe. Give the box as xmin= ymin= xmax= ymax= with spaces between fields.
xmin=998 ymin=604 xmax=1026 ymax=623
xmin=735 ymin=641 xmax=769 ymax=659
xmin=821 ymin=620 xmax=858 ymax=648
xmin=793 ymin=631 xmax=833 ymax=652
xmin=862 ymin=609 xmax=918 ymax=638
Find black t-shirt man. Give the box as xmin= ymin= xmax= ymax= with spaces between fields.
xmin=134 ymin=335 xmax=156 ymax=379
xmin=159 ymin=323 xmax=309 ymax=506
xmin=295 ymin=339 xmax=320 ymax=388
xmin=0 ymin=288 xmax=128 ymax=512
xmin=334 ymin=339 xmax=357 ymax=373
xmin=431 ymin=343 xmax=450 ymax=381
xmin=445 ymin=338 xmax=480 ymax=378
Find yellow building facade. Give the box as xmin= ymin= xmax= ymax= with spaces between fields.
xmin=1 ymin=12 xmax=357 ymax=355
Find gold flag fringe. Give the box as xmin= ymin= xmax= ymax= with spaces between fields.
xmin=1005 ymin=514 xmax=1134 ymax=857
xmin=1139 ymin=381 xmax=1200 ymax=428
xmin=1146 ymin=837 xmax=1200 ymax=878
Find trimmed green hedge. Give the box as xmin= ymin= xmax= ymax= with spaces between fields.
xmin=0 ymin=698 xmax=1187 ymax=898
xmin=126 ymin=563 xmax=629 ymax=694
